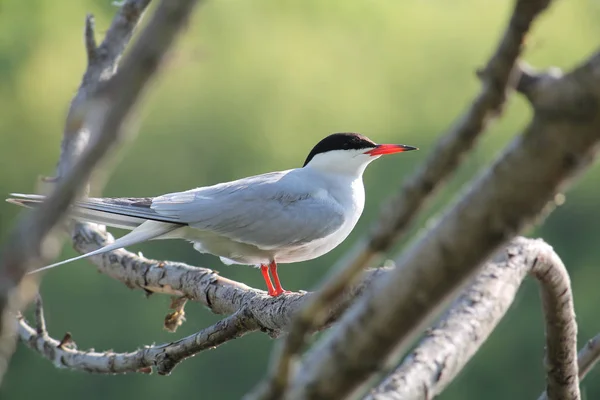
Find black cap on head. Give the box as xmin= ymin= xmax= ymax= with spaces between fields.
xmin=303 ymin=133 xmax=377 ymax=167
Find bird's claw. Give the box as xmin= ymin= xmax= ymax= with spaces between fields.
xmin=268 ymin=289 xmax=292 ymax=297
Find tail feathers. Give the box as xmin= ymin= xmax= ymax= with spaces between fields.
xmin=69 ymin=208 xmax=146 ymax=230
xmin=8 ymin=193 xmax=154 ymax=230
xmin=27 ymin=220 xmax=180 ymax=275
xmin=6 ymin=193 xmax=45 ymax=208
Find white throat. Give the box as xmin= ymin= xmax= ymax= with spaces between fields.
xmin=304 ymin=149 xmax=379 ymax=177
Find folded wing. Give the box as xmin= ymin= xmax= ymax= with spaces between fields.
xmin=151 ymin=171 xmax=345 ymax=250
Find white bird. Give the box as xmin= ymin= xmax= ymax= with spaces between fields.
xmin=7 ymin=133 xmax=417 ymax=296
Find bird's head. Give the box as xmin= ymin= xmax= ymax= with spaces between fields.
xmin=303 ymin=133 xmax=417 ymax=176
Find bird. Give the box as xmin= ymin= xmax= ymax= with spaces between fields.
xmin=7 ymin=133 xmax=417 ymax=296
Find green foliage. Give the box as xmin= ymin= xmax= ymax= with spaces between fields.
xmin=1 ymin=0 xmax=599 ymax=398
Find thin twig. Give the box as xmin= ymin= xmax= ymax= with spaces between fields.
xmin=33 ymin=296 xmax=47 ymax=336
xmin=248 ymin=0 xmax=554 ymax=398
xmin=577 ymin=333 xmax=600 ymax=381
xmin=18 ymin=302 xmax=258 ymax=375
xmin=84 ymin=14 xmax=98 ymax=64
xmin=60 ymin=0 xmax=152 ymax=179
xmin=164 ymin=296 xmax=188 ymax=333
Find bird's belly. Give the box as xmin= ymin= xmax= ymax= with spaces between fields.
xmin=178 ymin=222 xmax=354 ymax=266
xmin=173 ymin=227 xmax=270 ymax=265
xmin=274 ymin=223 xmax=354 ymax=264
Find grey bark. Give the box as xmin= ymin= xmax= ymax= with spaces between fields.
xmin=366 ymin=237 xmax=577 ymax=400
xmin=0 ymin=0 xmax=151 ymax=385
xmin=7 ymin=0 xmax=598 ymax=398
xmin=19 ymin=301 xmax=258 ymax=375
xmin=285 ymin=49 xmax=600 ymax=400
xmin=251 ymin=0 xmax=555 ymax=398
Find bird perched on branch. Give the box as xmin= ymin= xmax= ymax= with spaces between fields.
xmin=8 ymin=133 xmax=417 ymax=296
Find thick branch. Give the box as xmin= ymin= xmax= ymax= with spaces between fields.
xmin=69 ymin=223 xmax=388 ymax=336
xmin=535 ymin=332 xmax=600 ymax=400
xmin=0 ymin=0 xmax=151 ymax=385
xmin=18 ymin=237 xmax=386 ymax=374
xmin=533 ymin=247 xmax=579 ymax=399
xmin=366 ymin=238 xmax=577 ymax=400
xmin=285 ymin=46 xmax=600 ymax=400
xmin=249 ymin=0 xmax=553 ymax=398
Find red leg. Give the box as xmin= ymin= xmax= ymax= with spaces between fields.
xmin=269 ymin=260 xmax=290 ymax=296
xmin=260 ymin=264 xmax=276 ymax=296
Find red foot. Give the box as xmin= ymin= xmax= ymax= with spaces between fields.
xmin=260 ymin=261 xmax=292 ymax=297
xmin=260 ymin=265 xmax=276 ymax=296
xmin=270 ymin=288 xmax=292 ymax=297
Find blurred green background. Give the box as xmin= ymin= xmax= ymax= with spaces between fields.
xmin=1 ymin=0 xmax=599 ymax=399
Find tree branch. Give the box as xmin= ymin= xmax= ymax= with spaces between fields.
xmin=284 ymin=44 xmax=600 ymax=400
xmin=84 ymin=14 xmax=98 ymax=65
xmin=536 ymin=332 xmax=600 ymax=400
xmin=0 ymin=0 xmax=151 ymax=385
xmin=18 ymin=299 xmax=258 ymax=375
xmin=533 ymin=246 xmax=579 ymax=399
xmin=365 ymin=237 xmax=577 ymax=400
xmin=60 ymin=0 xmax=152 ymax=179
xmin=249 ymin=0 xmax=554 ymax=398
xmin=7 ymin=1 xmax=596 ymax=397
xmin=576 ymin=333 xmax=600 ymax=382
xmin=66 ymin=223 xmax=388 ymax=336
xmin=21 ymin=237 xmax=575 ymax=384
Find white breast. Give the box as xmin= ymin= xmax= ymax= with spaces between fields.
xmin=275 ymin=173 xmax=366 ymax=263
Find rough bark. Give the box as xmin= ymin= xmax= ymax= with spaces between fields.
xmin=7 ymin=0 xmax=600 ymax=398
xmin=366 ymin=237 xmax=577 ymax=400
xmin=0 ymin=0 xmax=151 ymax=384
xmin=285 ymin=49 xmax=600 ymax=400
xmin=250 ymin=0 xmax=550 ymax=400
xmin=250 ymin=0 xmax=555 ymax=398
xmin=19 ymin=236 xmax=578 ymax=389
xmin=18 ymin=299 xmax=258 ymax=375
xmin=54 ymin=223 xmax=389 ymax=334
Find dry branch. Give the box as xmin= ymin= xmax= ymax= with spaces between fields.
xmin=0 ymin=0 xmax=151 ymax=385
xmin=366 ymin=237 xmax=577 ymax=400
xmin=284 ymin=48 xmax=600 ymax=400
xmin=536 ymin=332 xmax=600 ymax=400
xmin=15 ymin=237 xmax=385 ymax=375
xmin=8 ymin=0 xmax=599 ymax=398
xmin=69 ymin=224 xmax=388 ymax=335
xmin=19 ymin=236 xmax=581 ymax=385
xmin=576 ymin=333 xmax=600 ymax=382
xmin=249 ymin=0 xmax=554 ymax=398
xmin=18 ymin=300 xmax=258 ymax=375
xmin=60 ymin=0 xmax=151 ymax=180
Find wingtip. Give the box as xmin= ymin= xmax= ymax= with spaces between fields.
xmin=6 ymin=193 xmax=45 ymax=207
xmin=6 ymin=198 xmax=24 ymax=206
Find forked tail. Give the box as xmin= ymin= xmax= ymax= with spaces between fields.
xmin=6 ymin=193 xmax=181 ymax=274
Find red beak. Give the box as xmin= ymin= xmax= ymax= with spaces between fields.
xmin=364 ymin=144 xmax=418 ymax=156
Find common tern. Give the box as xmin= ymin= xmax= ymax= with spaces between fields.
xmin=8 ymin=133 xmax=417 ymax=296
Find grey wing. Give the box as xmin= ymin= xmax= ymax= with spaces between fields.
xmin=7 ymin=194 xmax=182 ymax=230
xmin=151 ymin=172 xmax=345 ymax=249
xmin=74 ymin=197 xmax=183 ymax=224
